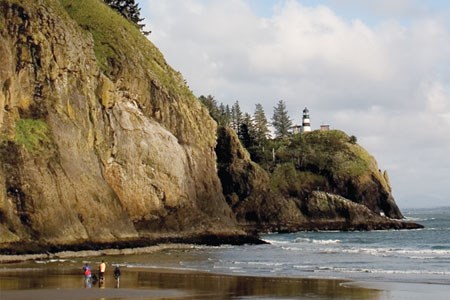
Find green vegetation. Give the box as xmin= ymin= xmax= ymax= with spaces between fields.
xmin=60 ymin=0 xmax=138 ymax=72
xmin=59 ymin=0 xmax=190 ymax=97
xmin=200 ymin=94 xmax=376 ymax=194
xmin=270 ymin=163 xmax=326 ymax=196
xmin=271 ymin=100 xmax=292 ymax=138
xmin=14 ymin=119 xmax=52 ymax=152
xmin=103 ymin=0 xmax=149 ymax=35
xmin=258 ymin=130 xmax=372 ymax=193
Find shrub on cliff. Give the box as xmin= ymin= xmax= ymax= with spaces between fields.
xmin=103 ymin=0 xmax=150 ymax=35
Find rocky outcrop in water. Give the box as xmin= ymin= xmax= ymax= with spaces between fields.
xmin=216 ymin=127 xmax=422 ymax=232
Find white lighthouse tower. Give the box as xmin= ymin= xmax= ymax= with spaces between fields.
xmin=301 ymin=107 xmax=311 ymax=133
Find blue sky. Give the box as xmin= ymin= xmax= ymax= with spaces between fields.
xmin=138 ymin=1 xmax=450 ymax=209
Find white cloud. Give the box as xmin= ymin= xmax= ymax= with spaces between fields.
xmin=424 ymin=81 xmax=450 ymax=112
xmin=250 ymin=2 xmax=388 ymax=81
xmin=141 ymin=0 xmax=450 ymax=208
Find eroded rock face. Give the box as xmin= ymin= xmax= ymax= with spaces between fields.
xmin=216 ymin=127 xmax=422 ymax=233
xmin=0 ymin=0 xmax=421 ymax=253
xmin=0 ymin=0 xmax=239 ymax=250
xmin=216 ymin=127 xmax=306 ymax=233
xmin=300 ymin=192 xmax=418 ymax=231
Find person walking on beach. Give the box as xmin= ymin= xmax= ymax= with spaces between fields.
xmin=114 ymin=265 xmax=121 ymax=288
xmin=82 ymin=263 xmax=91 ymax=279
xmin=82 ymin=263 xmax=92 ymax=288
xmin=99 ymin=260 xmax=106 ymax=281
xmin=114 ymin=265 xmax=121 ymax=280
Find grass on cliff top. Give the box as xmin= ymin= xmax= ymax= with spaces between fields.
xmin=14 ymin=119 xmax=52 ymax=153
xmin=58 ymin=0 xmax=191 ymax=97
xmin=262 ymin=130 xmax=385 ymax=195
xmin=270 ymin=130 xmax=372 ymax=179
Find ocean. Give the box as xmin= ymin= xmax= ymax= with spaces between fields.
xmin=116 ymin=207 xmax=450 ymax=285
xmin=2 ymin=207 xmax=450 ymax=299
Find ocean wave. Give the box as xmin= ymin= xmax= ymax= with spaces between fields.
xmin=404 ymin=216 xmax=435 ymax=222
xmin=280 ymin=246 xmax=303 ymax=251
xmin=314 ymin=267 xmax=450 ymax=276
xmin=293 ymin=237 xmax=341 ymax=244
xmin=35 ymin=258 xmax=74 ymax=264
xmin=126 ymin=264 xmax=206 ymax=273
xmin=247 ymin=261 xmax=284 ymax=266
xmin=341 ymin=247 xmax=450 ymax=258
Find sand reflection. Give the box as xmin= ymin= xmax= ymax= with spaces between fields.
xmin=0 ymin=266 xmax=380 ymax=299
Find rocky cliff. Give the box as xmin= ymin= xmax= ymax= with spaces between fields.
xmin=216 ymin=127 xmax=421 ymax=232
xmin=0 ymin=0 xmax=244 ymax=253
xmin=0 ymin=0 xmax=421 ymax=254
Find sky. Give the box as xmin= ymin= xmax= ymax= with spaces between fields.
xmin=137 ymin=0 xmax=450 ymax=209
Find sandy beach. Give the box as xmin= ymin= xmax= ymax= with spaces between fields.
xmin=0 ymin=264 xmax=377 ymax=299
xmin=1 ymin=247 xmax=450 ymax=300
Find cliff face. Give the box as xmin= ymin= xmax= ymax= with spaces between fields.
xmin=0 ymin=0 xmax=421 ymax=253
xmin=0 ymin=0 xmax=239 ymax=250
xmin=281 ymin=130 xmax=403 ymax=219
xmin=216 ymin=127 xmax=306 ymax=232
xmin=216 ymin=127 xmax=421 ymax=232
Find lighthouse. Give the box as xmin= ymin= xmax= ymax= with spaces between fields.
xmin=301 ymin=107 xmax=311 ymax=133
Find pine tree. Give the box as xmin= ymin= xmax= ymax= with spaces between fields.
xmin=231 ymin=101 xmax=243 ymax=132
xmin=104 ymin=0 xmax=150 ymax=35
xmin=219 ymin=103 xmax=231 ymax=127
xmin=253 ymin=103 xmax=270 ymax=145
xmin=238 ymin=113 xmax=256 ymax=148
xmin=199 ymin=95 xmax=221 ymax=122
xmin=272 ymin=100 xmax=292 ymax=138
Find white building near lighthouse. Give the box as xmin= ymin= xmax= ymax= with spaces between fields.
xmin=301 ymin=107 xmax=311 ymax=133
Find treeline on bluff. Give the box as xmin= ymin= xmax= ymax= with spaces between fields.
xmin=200 ymin=95 xmax=421 ymax=232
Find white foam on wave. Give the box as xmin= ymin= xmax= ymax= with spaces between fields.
xmin=404 ymin=216 xmax=434 ymax=222
xmin=341 ymin=247 xmax=450 ymax=258
xmin=261 ymin=239 xmax=290 ymax=245
xmin=314 ymin=266 xmax=450 ymax=276
xmin=293 ymin=237 xmax=341 ymax=244
xmin=35 ymin=258 xmax=74 ymax=264
xmin=247 ymin=261 xmax=284 ymax=267
xmin=281 ymin=246 xmax=303 ymax=251
xmin=314 ymin=239 xmax=341 ymax=244
xmin=126 ymin=264 xmax=206 ymax=273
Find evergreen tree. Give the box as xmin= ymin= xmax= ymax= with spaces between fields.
xmin=253 ymin=103 xmax=270 ymax=145
xmin=219 ymin=103 xmax=231 ymax=127
xmin=238 ymin=113 xmax=256 ymax=148
xmin=104 ymin=0 xmax=150 ymax=35
xmin=272 ymin=100 xmax=292 ymax=138
xmin=199 ymin=95 xmax=235 ymax=127
xmin=199 ymin=95 xmax=221 ymax=122
xmin=231 ymin=101 xmax=243 ymax=132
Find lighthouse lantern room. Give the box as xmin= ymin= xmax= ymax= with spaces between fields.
xmin=301 ymin=107 xmax=311 ymax=133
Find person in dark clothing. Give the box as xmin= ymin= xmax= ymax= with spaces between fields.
xmin=114 ymin=265 xmax=121 ymax=288
xmin=114 ymin=265 xmax=121 ymax=280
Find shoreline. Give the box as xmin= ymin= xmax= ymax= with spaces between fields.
xmin=0 ymin=243 xmax=198 ymax=263
xmin=0 ymin=233 xmax=266 ymax=256
xmin=0 ymin=263 xmax=379 ymax=300
xmin=2 ymin=244 xmax=450 ymax=299
xmin=2 ymin=259 xmax=450 ymax=299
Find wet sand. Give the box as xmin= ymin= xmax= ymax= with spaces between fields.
xmin=0 ymin=262 xmax=379 ymax=299
xmin=1 ymin=254 xmax=450 ymax=299
xmin=343 ymin=281 xmax=450 ymax=300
